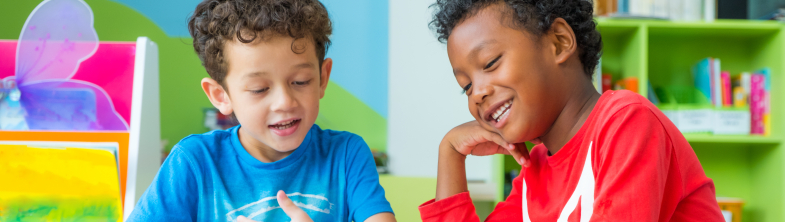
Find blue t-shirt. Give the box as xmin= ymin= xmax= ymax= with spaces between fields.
xmin=128 ymin=124 xmax=392 ymax=222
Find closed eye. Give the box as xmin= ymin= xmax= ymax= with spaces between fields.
xmin=293 ymin=79 xmax=312 ymax=86
xmin=461 ymin=83 xmax=472 ymax=95
xmin=484 ymin=56 xmax=501 ymax=70
xmin=250 ymin=87 xmax=269 ymax=94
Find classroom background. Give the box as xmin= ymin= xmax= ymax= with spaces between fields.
xmin=0 ymin=0 xmax=784 ymax=221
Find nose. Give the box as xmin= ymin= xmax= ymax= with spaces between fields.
xmin=270 ymin=87 xmax=298 ymax=113
xmin=469 ymin=78 xmax=492 ymax=105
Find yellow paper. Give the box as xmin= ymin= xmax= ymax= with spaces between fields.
xmin=0 ymin=144 xmax=122 ymax=221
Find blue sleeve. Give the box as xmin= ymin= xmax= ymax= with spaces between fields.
xmin=127 ymin=146 xmax=200 ymax=222
xmin=345 ymin=135 xmax=394 ymax=222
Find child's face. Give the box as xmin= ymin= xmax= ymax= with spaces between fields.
xmin=218 ymin=35 xmax=330 ymax=152
xmin=446 ymin=6 xmax=567 ymax=144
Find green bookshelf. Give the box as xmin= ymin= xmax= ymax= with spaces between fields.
xmin=500 ymin=19 xmax=785 ymax=222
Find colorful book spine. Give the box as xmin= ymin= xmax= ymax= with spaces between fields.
xmin=602 ymin=74 xmax=612 ymax=92
xmin=712 ymin=59 xmax=722 ymax=107
xmin=624 ymin=77 xmax=639 ymax=93
xmin=731 ymin=74 xmax=747 ymax=107
xmin=750 ymin=74 xmax=766 ymax=135
xmin=756 ymin=68 xmax=772 ymax=136
xmin=692 ymin=58 xmax=711 ymax=100
xmin=733 ymin=87 xmax=746 ymax=107
xmin=721 ymin=71 xmax=731 ymax=106
xmin=618 ymin=0 xmax=628 ymax=14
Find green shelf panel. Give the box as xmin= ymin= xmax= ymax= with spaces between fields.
xmin=684 ymin=133 xmax=782 ymax=144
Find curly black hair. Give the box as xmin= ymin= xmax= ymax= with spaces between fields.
xmin=188 ymin=0 xmax=332 ymax=86
xmin=430 ymin=0 xmax=602 ymax=76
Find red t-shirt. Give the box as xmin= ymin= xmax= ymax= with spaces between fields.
xmin=419 ymin=90 xmax=724 ymax=222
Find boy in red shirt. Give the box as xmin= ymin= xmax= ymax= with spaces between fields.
xmin=419 ymin=0 xmax=725 ymax=221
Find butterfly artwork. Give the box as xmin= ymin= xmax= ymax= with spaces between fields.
xmin=0 ymin=0 xmax=129 ymax=131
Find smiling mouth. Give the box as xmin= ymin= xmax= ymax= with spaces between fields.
xmin=490 ymin=99 xmax=512 ymax=123
xmin=270 ymin=119 xmax=300 ymax=130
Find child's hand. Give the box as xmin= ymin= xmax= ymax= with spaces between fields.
xmin=443 ymin=121 xmax=531 ymax=167
xmin=277 ymin=190 xmax=314 ymax=222
xmin=236 ymin=190 xmax=314 ymax=222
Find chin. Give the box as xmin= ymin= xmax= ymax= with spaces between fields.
xmin=500 ymin=127 xmax=527 ymax=144
xmin=265 ymin=135 xmax=305 ymax=152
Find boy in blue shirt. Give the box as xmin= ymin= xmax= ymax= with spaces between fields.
xmin=127 ymin=0 xmax=395 ymax=221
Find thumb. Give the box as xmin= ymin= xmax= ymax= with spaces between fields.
xmin=277 ymin=190 xmax=312 ymax=222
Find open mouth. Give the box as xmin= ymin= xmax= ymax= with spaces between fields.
xmin=268 ymin=118 xmax=301 ymax=136
xmin=270 ymin=119 xmax=300 ymax=130
xmin=488 ymin=99 xmax=512 ymax=123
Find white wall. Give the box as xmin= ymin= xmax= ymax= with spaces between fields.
xmin=388 ymin=0 xmax=494 ymax=182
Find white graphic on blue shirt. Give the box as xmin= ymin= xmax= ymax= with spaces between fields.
xmin=225 ymin=192 xmax=333 ymax=221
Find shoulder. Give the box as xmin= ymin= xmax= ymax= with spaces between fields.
xmin=594 ymin=90 xmax=651 ymax=116
xmin=170 ymin=127 xmax=236 ymax=163
xmin=308 ymin=124 xmax=368 ymax=151
xmin=592 ymin=90 xmax=672 ymax=130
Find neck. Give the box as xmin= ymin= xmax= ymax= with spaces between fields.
xmin=238 ymin=126 xmax=293 ymax=163
xmin=539 ymin=77 xmax=601 ymax=156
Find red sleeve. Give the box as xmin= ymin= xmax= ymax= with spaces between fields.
xmin=484 ymin=173 xmax=524 ymax=221
xmin=418 ymin=174 xmax=524 ymax=222
xmin=418 ymin=192 xmax=479 ymax=222
xmin=590 ymin=104 xmax=722 ymax=221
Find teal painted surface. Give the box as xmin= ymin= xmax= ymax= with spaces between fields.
xmin=108 ymin=0 xmax=198 ymax=37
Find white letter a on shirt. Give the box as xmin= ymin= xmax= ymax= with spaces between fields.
xmin=522 ymin=142 xmax=595 ymax=222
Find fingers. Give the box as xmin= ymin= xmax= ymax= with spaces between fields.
xmin=277 ymin=190 xmax=313 ymax=222
xmin=514 ymin=143 xmax=532 ymax=167
xmin=237 ymin=216 xmax=257 ymax=222
xmin=480 ymin=131 xmax=512 ymax=149
xmin=529 ymin=137 xmax=543 ymax=145
xmin=505 ymin=144 xmax=525 ymax=165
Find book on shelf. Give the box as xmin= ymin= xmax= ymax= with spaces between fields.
xmin=757 ymin=68 xmax=772 ymax=136
xmin=692 ymin=58 xmax=712 ymax=101
xmin=595 ymin=0 xmax=711 ymax=21
xmin=712 ymin=58 xmax=722 ymax=108
xmin=750 ymin=73 xmax=767 ymax=135
xmin=684 ymin=58 xmax=773 ymax=136
xmin=731 ymin=73 xmax=750 ymax=107
xmin=602 ymin=74 xmax=613 ymax=92
xmin=721 ymin=71 xmax=731 ymax=106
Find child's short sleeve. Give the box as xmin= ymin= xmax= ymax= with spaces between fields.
xmin=345 ymin=135 xmax=394 ymax=221
xmin=126 ymin=146 xmax=200 ymax=222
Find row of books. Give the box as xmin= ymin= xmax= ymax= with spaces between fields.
xmin=594 ymin=0 xmax=715 ymax=21
xmin=692 ymin=58 xmax=771 ymax=135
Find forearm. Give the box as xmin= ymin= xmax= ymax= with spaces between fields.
xmin=435 ymin=140 xmax=469 ymax=201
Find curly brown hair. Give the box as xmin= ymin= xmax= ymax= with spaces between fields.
xmin=188 ymin=0 xmax=333 ymax=86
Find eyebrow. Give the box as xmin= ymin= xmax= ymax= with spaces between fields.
xmin=241 ymin=62 xmax=317 ymax=79
xmin=292 ymin=62 xmax=317 ymax=71
xmin=453 ymin=39 xmax=498 ymax=76
xmin=242 ymin=71 xmax=267 ymax=79
xmin=468 ymin=39 xmax=498 ymax=60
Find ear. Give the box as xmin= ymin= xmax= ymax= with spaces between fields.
xmin=547 ymin=18 xmax=577 ymax=65
xmin=201 ymin=78 xmax=234 ymax=115
xmin=318 ymin=58 xmax=333 ymax=99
